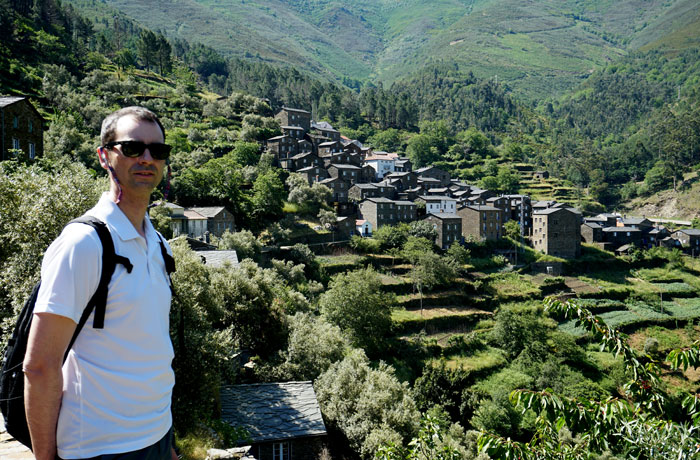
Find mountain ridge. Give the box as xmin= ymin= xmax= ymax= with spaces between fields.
xmin=80 ymin=0 xmax=700 ymax=99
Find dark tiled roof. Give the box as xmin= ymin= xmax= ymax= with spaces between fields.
xmin=461 ymin=204 xmax=500 ymax=212
xmin=198 ymin=250 xmax=239 ymax=268
xmin=675 ymin=229 xmax=700 ymax=236
xmin=329 ymin=164 xmax=361 ymax=170
xmin=603 ymin=226 xmax=641 ymax=232
xmin=533 ymin=207 xmax=579 ymax=215
xmin=424 ymin=213 xmax=461 ymax=220
xmin=221 ymin=382 xmax=326 ymax=444
xmin=281 ymin=107 xmax=310 ymax=114
xmin=0 ymin=96 xmax=25 ymax=107
xmin=188 ymin=207 xmax=227 ymax=218
xmin=583 ymin=222 xmax=603 ymax=229
xmin=418 ymin=195 xmax=455 ymax=201
xmin=621 ymin=217 xmax=651 ymax=225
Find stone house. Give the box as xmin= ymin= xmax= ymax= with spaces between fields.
xmin=422 ymin=213 xmax=462 ymax=249
xmin=297 ymin=166 xmax=329 ymax=184
xmin=581 ymin=222 xmax=604 ymax=243
xmin=602 ymin=226 xmax=642 ymax=248
xmin=327 ymin=164 xmax=361 ymax=184
xmin=349 ymin=183 xmax=379 ymax=202
xmin=319 ymin=176 xmax=349 ymax=202
xmin=335 ymin=215 xmax=356 ymax=238
xmin=1 ymin=96 xmax=44 ymax=161
xmin=342 ymin=140 xmax=363 ymax=155
xmin=275 ymin=107 xmax=311 ymax=132
xmin=415 ymin=166 xmax=451 ymax=187
xmin=532 ymin=207 xmax=582 ymax=259
xmin=267 ymin=135 xmax=297 ymax=167
xmin=585 ymin=213 xmax=620 ymax=227
xmin=394 ymin=158 xmax=412 ymax=172
xmin=394 ymin=200 xmax=417 ymax=222
xmin=671 ymin=229 xmax=700 ymax=253
xmin=181 ymin=206 xmax=236 ymax=238
xmin=312 ymin=121 xmax=341 ymax=141
xmin=325 ymin=151 xmax=358 ymax=166
xmin=220 ymin=382 xmax=327 ymax=460
xmin=358 ymin=197 xmax=399 ymax=230
xmin=385 ymin=171 xmax=418 ymax=191
xmin=289 ymin=152 xmax=321 ymax=171
xmin=281 ymin=125 xmax=305 ymax=140
xmin=318 ymin=140 xmax=343 ymax=156
xmin=457 ymin=204 xmax=503 ymax=241
xmin=486 ymin=197 xmax=511 ymax=222
xmin=505 ymin=194 xmax=532 ymax=235
xmin=533 ymin=170 xmax=549 ymax=180
xmin=417 ymin=176 xmax=442 ymax=191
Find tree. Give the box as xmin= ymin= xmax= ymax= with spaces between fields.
xmin=318 ymin=209 xmax=337 ymax=230
xmin=216 ymin=229 xmax=261 ymax=262
xmin=315 ymin=349 xmax=420 ymax=459
xmin=230 ymin=141 xmax=260 ymax=166
xmin=250 ymin=169 xmax=285 ymax=226
xmin=409 ymin=253 xmax=458 ymax=315
xmin=149 ymin=203 xmax=173 ymax=239
xmin=408 ymin=221 xmax=438 ymax=242
xmin=504 ymin=220 xmax=520 ymax=241
xmin=155 ymin=34 xmax=172 ymax=75
xmin=0 ymin=160 xmax=104 ymax=329
xmin=478 ymin=298 xmax=700 ymax=459
xmin=258 ymin=312 xmax=349 ymax=381
xmin=136 ymin=29 xmax=158 ymax=72
xmin=319 ymin=268 xmax=395 ymax=355
xmin=376 ymin=407 xmax=477 ymax=460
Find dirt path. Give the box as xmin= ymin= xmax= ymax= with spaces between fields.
xmin=0 ymin=415 xmax=33 ymax=459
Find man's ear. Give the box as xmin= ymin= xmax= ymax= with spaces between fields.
xmin=97 ymin=147 xmax=109 ymax=169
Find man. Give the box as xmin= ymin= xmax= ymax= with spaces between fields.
xmin=23 ymin=107 xmax=178 ymax=460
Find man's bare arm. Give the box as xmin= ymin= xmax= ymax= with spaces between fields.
xmin=23 ymin=313 xmax=76 ymax=460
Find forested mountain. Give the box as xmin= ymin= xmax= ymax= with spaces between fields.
xmin=66 ymin=0 xmax=699 ymax=99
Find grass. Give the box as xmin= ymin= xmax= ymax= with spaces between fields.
xmin=437 ymin=347 xmax=506 ymax=372
xmin=487 ymin=273 xmax=541 ymax=301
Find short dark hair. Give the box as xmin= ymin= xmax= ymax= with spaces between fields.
xmin=100 ymin=106 xmax=165 ymax=146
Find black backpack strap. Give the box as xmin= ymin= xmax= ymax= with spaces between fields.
xmin=62 ymin=216 xmax=131 ymax=360
xmin=156 ymin=233 xmax=184 ymax=355
xmin=156 ymin=233 xmax=176 ymax=295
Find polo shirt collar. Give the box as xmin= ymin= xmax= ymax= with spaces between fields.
xmin=93 ymin=193 xmax=155 ymax=242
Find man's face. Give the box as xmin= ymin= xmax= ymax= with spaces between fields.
xmin=100 ymin=115 xmax=166 ymax=198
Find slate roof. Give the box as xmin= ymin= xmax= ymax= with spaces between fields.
xmin=675 ymin=229 xmax=700 ymax=236
xmin=351 ymin=183 xmax=377 ymax=189
xmin=365 ymin=197 xmax=395 ymax=203
xmin=583 ymin=222 xmax=603 ymax=229
xmin=533 ymin=207 xmax=580 ymax=215
xmin=329 ymin=164 xmax=361 ymax=170
xmin=0 ymin=96 xmax=25 ymax=107
xmin=184 ymin=209 xmax=207 ymax=220
xmin=281 ymin=107 xmax=310 ymax=114
xmin=424 ymin=212 xmax=461 ymax=220
xmin=198 ymin=250 xmax=240 ymax=268
xmin=417 ymin=195 xmax=456 ymax=201
xmin=281 ymin=125 xmax=304 ymax=130
xmin=417 ymin=177 xmax=441 ymax=183
xmin=603 ymin=226 xmax=641 ymax=232
xmin=461 ymin=204 xmax=500 ymax=212
xmin=189 ymin=207 xmax=227 ymax=218
xmin=220 ymin=381 xmax=327 ymax=444
xmin=621 ymin=217 xmax=652 ymax=225
xmin=319 ymin=141 xmax=340 ymax=147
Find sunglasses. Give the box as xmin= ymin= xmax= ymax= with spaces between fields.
xmin=103 ymin=141 xmax=172 ymax=160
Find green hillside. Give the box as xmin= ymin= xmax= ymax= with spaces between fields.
xmin=69 ymin=0 xmax=700 ymax=99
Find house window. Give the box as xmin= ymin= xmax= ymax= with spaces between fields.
xmin=28 ymin=120 xmax=33 ymax=133
xmin=13 ymin=116 xmax=18 ymax=128
xmin=272 ymin=442 xmax=289 ymax=460
xmin=12 ymin=138 xmax=20 ymax=151
xmin=29 ymin=143 xmax=35 ymax=159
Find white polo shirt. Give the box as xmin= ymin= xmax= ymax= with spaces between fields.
xmin=35 ymin=193 xmax=174 ymax=459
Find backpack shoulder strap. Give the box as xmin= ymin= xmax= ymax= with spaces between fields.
xmin=62 ymin=216 xmax=131 ymax=360
xmin=156 ymin=232 xmax=176 ymax=295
